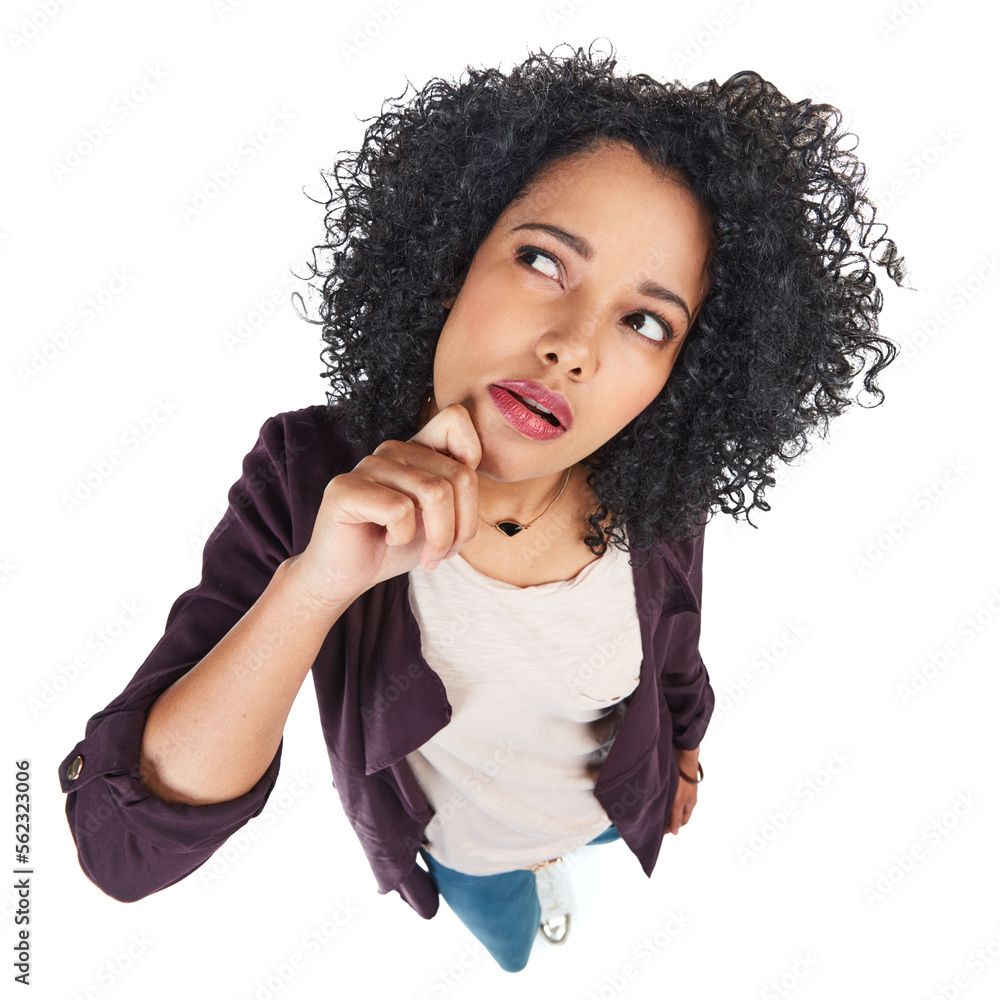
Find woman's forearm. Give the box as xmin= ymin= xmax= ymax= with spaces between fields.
xmin=138 ymin=556 xmax=353 ymax=806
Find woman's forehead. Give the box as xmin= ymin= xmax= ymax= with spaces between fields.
xmin=502 ymin=142 xmax=700 ymax=229
xmin=489 ymin=144 xmax=715 ymax=292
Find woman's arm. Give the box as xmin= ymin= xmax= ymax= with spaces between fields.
xmin=139 ymin=556 xmax=353 ymax=805
xmin=668 ymin=745 xmax=701 ymax=835
xmin=59 ymin=413 xmax=322 ymax=901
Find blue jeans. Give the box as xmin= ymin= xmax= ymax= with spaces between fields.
xmin=418 ymin=824 xmax=621 ymax=973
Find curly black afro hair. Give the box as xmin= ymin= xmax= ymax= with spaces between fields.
xmin=295 ymin=40 xmax=908 ymax=565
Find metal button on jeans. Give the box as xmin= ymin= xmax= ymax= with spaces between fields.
xmin=66 ymin=755 xmax=83 ymax=781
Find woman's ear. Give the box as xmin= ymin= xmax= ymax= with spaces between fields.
xmin=441 ymin=267 xmax=469 ymax=311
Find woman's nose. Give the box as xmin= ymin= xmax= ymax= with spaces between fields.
xmin=536 ymin=296 xmax=605 ymax=373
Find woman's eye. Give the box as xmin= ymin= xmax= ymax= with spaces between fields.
xmin=516 ymin=246 xmax=560 ymax=281
xmin=516 ymin=245 xmax=676 ymax=345
xmin=625 ymin=312 xmax=674 ymax=344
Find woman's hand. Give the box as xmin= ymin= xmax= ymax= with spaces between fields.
xmin=287 ymin=402 xmax=483 ymax=609
xmin=666 ymin=746 xmax=700 ymax=836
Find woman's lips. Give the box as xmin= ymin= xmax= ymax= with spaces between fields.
xmin=491 ymin=379 xmax=573 ymax=429
xmin=487 ymin=385 xmax=567 ymax=441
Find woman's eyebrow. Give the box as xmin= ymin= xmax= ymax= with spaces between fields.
xmin=511 ymin=221 xmax=595 ymax=261
xmin=508 ymin=221 xmax=692 ymax=325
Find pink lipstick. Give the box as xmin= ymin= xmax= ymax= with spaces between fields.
xmin=488 ymin=384 xmax=569 ymax=441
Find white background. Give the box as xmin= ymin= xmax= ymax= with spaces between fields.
xmin=5 ymin=0 xmax=999 ymax=997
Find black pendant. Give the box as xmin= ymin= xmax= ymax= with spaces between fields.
xmin=496 ymin=521 xmax=526 ymax=537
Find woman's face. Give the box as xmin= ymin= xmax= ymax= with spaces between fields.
xmin=427 ymin=140 xmax=715 ymax=483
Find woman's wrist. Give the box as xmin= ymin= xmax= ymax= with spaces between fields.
xmin=674 ymin=745 xmax=703 ymax=785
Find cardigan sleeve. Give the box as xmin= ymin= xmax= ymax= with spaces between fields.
xmin=659 ymin=521 xmax=715 ymax=751
xmin=58 ymin=415 xmax=297 ymax=902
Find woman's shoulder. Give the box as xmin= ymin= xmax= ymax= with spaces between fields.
xmin=266 ymin=401 xmax=346 ymax=435
xmin=261 ymin=402 xmax=377 ymax=472
xmin=641 ymin=515 xmax=708 ymax=613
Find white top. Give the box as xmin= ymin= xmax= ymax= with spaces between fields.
xmin=404 ymin=530 xmax=643 ymax=875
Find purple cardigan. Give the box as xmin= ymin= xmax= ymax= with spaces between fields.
xmin=59 ymin=404 xmax=715 ymax=917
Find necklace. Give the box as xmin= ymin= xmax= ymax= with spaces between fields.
xmin=480 ymin=467 xmax=572 ymax=537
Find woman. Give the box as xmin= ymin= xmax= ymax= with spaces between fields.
xmin=59 ymin=42 xmax=906 ymax=973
